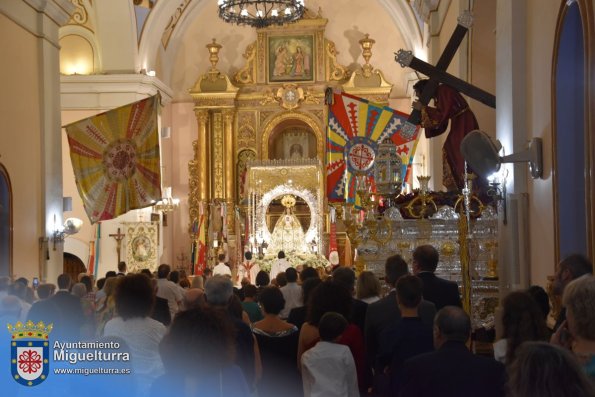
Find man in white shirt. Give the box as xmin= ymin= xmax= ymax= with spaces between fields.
xmin=156 ymin=264 xmax=184 ymax=319
xmin=280 ymin=267 xmax=302 ymax=319
xmin=301 ymin=312 xmax=359 ymax=397
xmin=270 ymin=251 xmax=290 ymax=280
xmin=213 ymin=253 xmax=232 ymax=277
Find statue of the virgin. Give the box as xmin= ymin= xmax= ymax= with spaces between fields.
xmin=268 ymin=195 xmax=309 ymax=254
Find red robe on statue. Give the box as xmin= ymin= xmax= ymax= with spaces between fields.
xmin=421 ymin=84 xmax=481 ymax=191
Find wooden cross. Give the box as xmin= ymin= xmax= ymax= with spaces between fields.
xmin=109 ymin=227 xmax=126 ymax=263
xmin=395 ymin=10 xmax=496 ymax=127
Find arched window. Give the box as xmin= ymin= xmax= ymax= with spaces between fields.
xmin=0 ymin=163 xmax=13 ymax=277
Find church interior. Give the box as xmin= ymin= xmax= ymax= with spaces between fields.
xmin=1 ymin=0 xmax=593 ymax=339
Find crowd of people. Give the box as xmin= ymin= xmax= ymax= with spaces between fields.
xmin=1 ymin=247 xmax=595 ymax=396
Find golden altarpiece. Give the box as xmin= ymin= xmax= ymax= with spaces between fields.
xmin=187 ymin=11 xmax=499 ymax=329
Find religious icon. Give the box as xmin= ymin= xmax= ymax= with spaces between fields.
xmin=290 ymin=143 xmax=303 ymax=159
xmin=268 ymin=35 xmax=314 ymax=82
xmin=132 ymin=235 xmax=151 ymax=262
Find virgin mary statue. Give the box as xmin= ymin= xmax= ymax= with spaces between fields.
xmin=268 ymin=195 xmax=309 ymax=254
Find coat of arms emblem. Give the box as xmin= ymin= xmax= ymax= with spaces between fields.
xmin=8 ymin=320 xmax=52 ymax=387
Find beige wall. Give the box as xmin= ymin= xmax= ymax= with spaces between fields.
xmin=0 ymin=14 xmax=43 ymax=280
xmin=525 ymin=0 xmax=559 ymax=286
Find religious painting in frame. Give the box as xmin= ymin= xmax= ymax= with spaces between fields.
xmin=125 ymin=222 xmax=159 ymax=273
xmin=268 ymin=34 xmax=315 ymax=83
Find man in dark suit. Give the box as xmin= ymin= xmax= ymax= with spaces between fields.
xmin=365 ymin=254 xmax=436 ymax=395
xmin=399 ymin=306 xmax=506 ymax=397
xmin=413 ymin=245 xmax=461 ymax=310
xmin=47 ymin=274 xmax=84 ymax=340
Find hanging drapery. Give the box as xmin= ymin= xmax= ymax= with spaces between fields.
xmin=326 ymin=92 xmax=420 ymax=206
xmin=64 ymin=95 xmax=162 ymax=223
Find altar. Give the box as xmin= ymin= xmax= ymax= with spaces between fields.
xmin=245 ymin=159 xmax=329 ymax=269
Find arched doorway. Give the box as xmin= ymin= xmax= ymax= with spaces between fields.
xmin=552 ymin=0 xmax=594 ymax=260
xmin=0 ymin=163 xmax=12 ymax=277
xmin=63 ymin=253 xmax=86 ymax=282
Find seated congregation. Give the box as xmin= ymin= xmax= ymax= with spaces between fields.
xmin=1 ymin=246 xmax=595 ymax=397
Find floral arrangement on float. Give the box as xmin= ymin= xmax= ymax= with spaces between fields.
xmin=253 ymin=252 xmax=330 ymax=273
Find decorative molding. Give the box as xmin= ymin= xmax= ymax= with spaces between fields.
xmin=60 ymin=74 xmax=174 ymax=109
xmin=325 ymin=40 xmax=349 ymax=81
xmin=67 ymin=0 xmax=88 ymax=26
xmin=212 ymin=112 xmax=224 ymax=199
xmin=237 ymin=112 xmax=257 ymax=149
xmin=234 ymin=42 xmax=257 ymax=85
xmin=161 ymin=0 xmax=192 ymax=49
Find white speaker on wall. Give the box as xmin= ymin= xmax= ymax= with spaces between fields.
xmin=161 ymin=127 xmax=171 ymax=139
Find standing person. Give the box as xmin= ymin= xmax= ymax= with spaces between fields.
xmin=156 ymin=264 xmax=184 ymax=320
xmin=412 ymin=244 xmax=461 ymax=310
xmin=252 ymin=286 xmax=301 ymax=397
xmin=552 ymin=253 xmax=593 ymax=330
xmin=241 ymin=284 xmax=263 ymax=323
xmin=377 ymin=276 xmax=434 ymax=396
xmin=301 ymin=312 xmax=359 ymax=397
xmin=117 ymin=261 xmax=127 ymax=276
xmin=365 ymin=254 xmax=436 ymax=394
xmin=356 ymin=271 xmax=381 ymax=304
xmin=493 ymin=291 xmax=548 ymax=364
xmin=153 ymin=306 xmax=251 ymax=397
xmin=48 ymin=273 xmax=84 ymax=341
xmin=237 ymin=251 xmax=260 ymax=285
xmin=280 ymin=267 xmax=301 ymax=319
xmin=508 ymin=342 xmax=595 ymax=397
xmin=205 ymin=275 xmax=259 ymax=390
xmin=270 ymin=251 xmax=290 ymax=280
xmin=399 ymin=306 xmax=506 ymax=397
xmin=104 ymin=274 xmax=167 ymax=395
xmin=413 ymin=79 xmax=484 ymax=192
xmin=214 ymin=253 xmax=232 ymax=277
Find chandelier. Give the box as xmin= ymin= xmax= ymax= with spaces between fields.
xmin=217 ymin=0 xmax=305 ymax=28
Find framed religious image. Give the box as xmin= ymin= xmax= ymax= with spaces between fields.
xmin=268 ymin=34 xmax=314 ymax=83
xmin=283 ymin=131 xmax=310 ymax=159
xmin=125 ymin=222 xmax=159 ymax=272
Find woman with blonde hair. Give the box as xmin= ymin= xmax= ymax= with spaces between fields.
xmin=356 ymin=271 xmax=381 ymax=304
xmin=552 ymin=275 xmax=595 ymax=379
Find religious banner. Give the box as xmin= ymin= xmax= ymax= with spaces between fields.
xmin=192 ymin=204 xmax=207 ymax=276
xmin=328 ymin=206 xmax=339 ymax=265
xmin=326 ymin=92 xmax=420 ymax=205
xmin=87 ymin=223 xmax=101 ymax=279
xmin=125 ymin=222 xmax=159 ymax=273
xmin=64 ymin=95 xmax=162 ymax=224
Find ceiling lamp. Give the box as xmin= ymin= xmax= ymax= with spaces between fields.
xmin=218 ymin=0 xmax=305 ymax=28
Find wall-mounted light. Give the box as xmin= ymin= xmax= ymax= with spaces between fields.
xmin=153 ymin=187 xmax=180 ymax=213
xmin=52 ymin=217 xmax=83 ymax=250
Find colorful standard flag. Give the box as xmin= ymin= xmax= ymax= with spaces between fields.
xmin=64 ymin=95 xmax=162 ymax=223
xmin=87 ymin=222 xmax=100 ymax=279
xmin=194 ymin=214 xmax=207 ymax=276
xmin=326 ymin=92 xmax=420 ymax=205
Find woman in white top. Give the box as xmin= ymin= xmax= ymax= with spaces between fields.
xmin=104 ymin=274 xmax=167 ymax=395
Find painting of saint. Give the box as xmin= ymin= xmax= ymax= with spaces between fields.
xmin=268 ymin=35 xmax=314 ymax=82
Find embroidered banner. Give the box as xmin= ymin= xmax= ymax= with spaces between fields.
xmin=326 ymin=92 xmax=420 ymax=205
xmin=64 ymin=95 xmax=161 ymax=223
